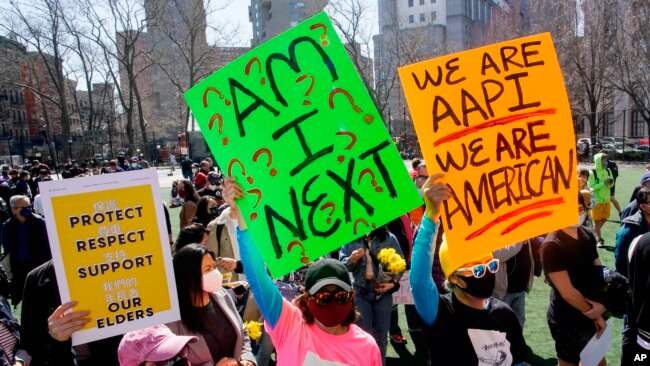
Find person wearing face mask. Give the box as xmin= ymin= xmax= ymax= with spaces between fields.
xmin=541 ymin=192 xmax=608 ymax=366
xmin=197 ymin=172 xmax=224 ymax=204
xmin=409 ymin=175 xmax=528 ymax=366
xmin=615 ymin=187 xmax=650 ymax=365
xmin=166 ymin=244 xmax=256 ymax=366
xmin=1 ymin=195 xmax=51 ymax=306
xmin=223 ymin=177 xmax=381 ymax=366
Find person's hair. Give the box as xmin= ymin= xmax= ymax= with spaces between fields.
xmin=173 ymin=244 xmax=216 ymax=333
xmin=636 ymin=187 xmax=650 ymax=206
xmin=413 ymin=174 xmax=428 ymax=188
xmin=179 ymin=179 xmax=199 ymax=203
xmin=578 ymin=169 xmax=589 ymax=179
xmin=194 ymin=196 xmax=217 ymax=226
xmin=411 ymin=158 xmax=422 ymax=170
xmin=9 ymin=195 xmax=29 ymax=208
xmin=367 ymin=225 xmax=388 ymax=242
xmin=578 ymin=191 xmax=586 ymax=208
xmin=199 ymin=160 xmax=210 ymax=170
xmin=174 ymin=223 xmax=210 ymax=253
xmin=294 ymin=291 xmax=358 ymax=326
xmin=19 ymin=171 xmax=28 ymax=178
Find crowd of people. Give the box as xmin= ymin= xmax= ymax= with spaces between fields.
xmin=0 ymin=153 xmax=645 ymax=366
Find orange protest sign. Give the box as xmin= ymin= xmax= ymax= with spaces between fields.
xmin=399 ymin=33 xmax=577 ymax=270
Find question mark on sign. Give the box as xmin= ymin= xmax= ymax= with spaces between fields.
xmin=202 ymin=86 xmax=231 ymax=107
xmin=208 ymin=113 xmax=229 ymax=146
xmin=353 ymin=218 xmax=376 ymax=235
xmin=247 ymin=188 xmax=262 ymax=220
xmin=252 ymin=148 xmax=277 ymax=177
xmin=309 ymin=23 xmax=329 ymax=46
xmin=328 ymin=88 xmax=374 ymax=124
xmin=319 ymin=202 xmax=336 ymax=224
xmin=296 ymin=74 xmax=315 ymax=106
xmin=287 ymin=240 xmax=309 ymax=265
xmin=358 ymin=168 xmax=383 ymax=193
xmin=335 ymin=131 xmax=357 ymax=163
xmin=245 ymin=57 xmax=266 ymax=85
xmin=227 ymin=158 xmax=254 ymax=185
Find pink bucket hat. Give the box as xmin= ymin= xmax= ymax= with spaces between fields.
xmin=118 ymin=325 xmax=197 ymax=366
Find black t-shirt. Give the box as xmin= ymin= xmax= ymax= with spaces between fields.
xmin=424 ymin=294 xmax=528 ymax=365
xmin=541 ymin=227 xmax=599 ymax=326
xmin=506 ymin=244 xmax=532 ymax=293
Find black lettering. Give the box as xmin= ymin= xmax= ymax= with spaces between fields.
xmin=303 ymin=175 xmax=340 ymax=237
xmin=511 ymin=128 xmax=532 ymax=158
xmin=521 ymin=41 xmax=545 ymax=67
xmin=412 ymin=66 xmax=443 ymax=90
xmin=462 ymin=174 xmax=494 ymax=225
xmin=445 ymin=57 xmax=466 ymax=85
xmin=481 ymin=52 xmax=501 ymax=75
xmin=435 ymin=145 xmax=468 ymax=172
xmin=432 ymin=95 xmax=463 ymax=133
xmin=528 ymin=120 xmax=557 ymax=153
xmin=443 ymin=184 xmax=469 ymax=230
xmin=495 ymin=133 xmax=514 ymax=162
xmin=468 ymin=138 xmax=489 ymax=167
xmin=266 ymin=36 xmax=338 ymax=107
xmin=272 ymin=109 xmax=333 ymax=176
xmin=229 ymin=78 xmax=280 ymax=138
xmin=481 ymin=79 xmax=504 ymax=118
xmin=500 ymin=46 xmax=523 ymax=72
xmin=264 ymin=187 xmax=306 ymax=259
xmin=325 ymin=159 xmax=374 ymax=222
xmin=505 ymin=72 xmax=541 ymax=112
xmin=525 ymin=159 xmax=542 ymax=197
xmin=461 ymin=89 xmax=488 ymax=126
xmin=69 ymin=216 xmax=79 ymax=228
xmin=358 ymin=140 xmax=398 ymax=198
xmin=488 ymin=167 xmax=510 ymax=209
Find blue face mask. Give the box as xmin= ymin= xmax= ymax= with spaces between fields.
xmin=19 ymin=206 xmax=32 ymax=217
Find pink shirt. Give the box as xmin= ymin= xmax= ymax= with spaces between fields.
xmin=266 ymin=299 xmax=381 ymax=366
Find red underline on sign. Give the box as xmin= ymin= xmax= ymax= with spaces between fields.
xmin=433 ymin=108 xmax=557 ymax=147
xmin=500 ymin=210 xmax=554 ymax=236
xmin=464 ymin=197 xmax=564 ymax=241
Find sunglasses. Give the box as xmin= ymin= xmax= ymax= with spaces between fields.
xmin=455 ymin=259 xmax=499 ymax=278
xmin=313 ymin=290 xmax=352 ymax=306
xmin=153 ymin=354 xmax=189 ymax=366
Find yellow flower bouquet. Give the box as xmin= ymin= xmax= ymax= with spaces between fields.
xmin=244 ymin=320 xmax=263 ymax=342
xmin=376 ymin=248 xmax=406 ymax=283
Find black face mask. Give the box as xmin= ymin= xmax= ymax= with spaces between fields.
xmin=458 ymin=271 xmax=495 ymax=299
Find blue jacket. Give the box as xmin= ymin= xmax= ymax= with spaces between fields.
xmin=340 ymin=233 xmax=403 ymax=299
xmin=615 ymin=210 xmax=648 ymax=277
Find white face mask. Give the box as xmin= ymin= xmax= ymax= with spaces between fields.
xmin=192 ymin=168 xmax=199 ymax=174
xmin=202 ymin=269 xmax=223 ymax=293
xmin=208 ymin=184 xmax=217 ymax=190
xmin=573 ymin=213 xmax=586 ymax=228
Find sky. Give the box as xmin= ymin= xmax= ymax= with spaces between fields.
xmin=211 ymin=0 xmax=254 ymax=46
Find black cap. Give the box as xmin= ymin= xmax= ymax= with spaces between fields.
xmin=305 ymin=258 xmax=352 ymax=295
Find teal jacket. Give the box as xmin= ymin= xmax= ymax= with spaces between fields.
xmin=588 ymin=153 xmax=613 ymax=203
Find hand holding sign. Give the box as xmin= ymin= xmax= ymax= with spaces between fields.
xmin=47 ymin=301 xmax=91 ymax=342
xmin=422 ymin=174 xmax=453 ymax=222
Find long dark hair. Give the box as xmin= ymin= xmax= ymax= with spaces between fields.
xmin=194 ymin=196 xmax=217 ymax=226
xmin=180 ymin=179 xmax=200 ymax=203
xmin=173 ymin=244 xmax=215 ymax=333
xmin=173 ymin=223 xmax=209 ymax=254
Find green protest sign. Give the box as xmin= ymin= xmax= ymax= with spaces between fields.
xmin=184 ymin=11 xmax=421 ymax=278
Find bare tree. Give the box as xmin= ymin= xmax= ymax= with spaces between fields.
xmin=609 ymin=0 xmax=650 ymax=136
xmin=529 ymin=0 xmax=618 ymax=143
xmin=84 ymin=0 xmax=153 ymax=155
xmin=3 ymin=0 xmax=74 ymax=159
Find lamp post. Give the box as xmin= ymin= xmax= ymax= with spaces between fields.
xmin=68 ymin=138 xmax=73 ymax=160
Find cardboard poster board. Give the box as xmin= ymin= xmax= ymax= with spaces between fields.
xmin=399 ymin=33 xmax=577 ymax=270
xmin=40 ymin=170 xmax=179 ymax=345
xmin=185 ymin=11 xmax=421 ymax=278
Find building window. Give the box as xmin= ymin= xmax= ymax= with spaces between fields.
xmin=602 ymin=111 xmax=615 ymax=136
xmin=419 ymin=0 xmax=424 ymax=5
xmin=420 ymin=13 xmax=425 ymax=22
xmin=431 ymin=0 xmax=436 ymax=3
xmin=408 ymin=0 xmax=413 ymax=7
xmin=431 ymin=11 xmax=436 ymax=20
xmin=409 ymin=14 xmax=414 ymax=23
xmin=632 ymin=110 xmax=645 ymax=137
xmin=289 ymin=2 xmax=305 ymax=8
